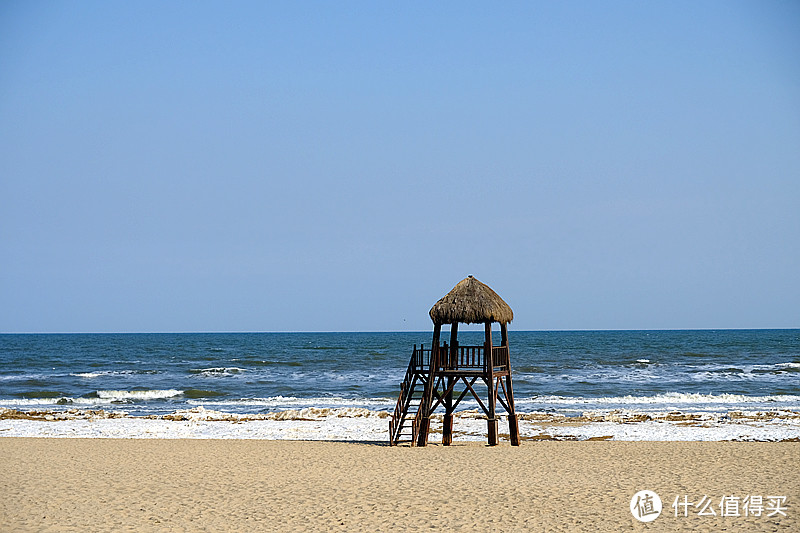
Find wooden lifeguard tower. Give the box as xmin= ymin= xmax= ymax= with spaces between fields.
xmin=389 ymin=276 xmax=520 ymax=446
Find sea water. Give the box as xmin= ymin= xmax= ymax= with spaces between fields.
xmin=1 ymin=330 xmax=798 ymax=440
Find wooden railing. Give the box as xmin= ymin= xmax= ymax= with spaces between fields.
xmin=492 ymin=345 xmax=509 ymax=371
xmin=442 ymin=344 xmax=482 ymax=369
xmin=412 ymin=343 xmax=510 ymax=372
xmin=410 ymin=344 xmax=430 ymax=371
xmin=389 ymin=354 xmax=418 ymax=445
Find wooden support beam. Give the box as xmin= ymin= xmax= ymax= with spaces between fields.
xmin=462 ymin=376 xmax=489 ymax=416
xmin=502 ymin=325 xmax=519 ymax=446
xmin=449 ymin=323 xmax=458 ymax=369
xmin=485 ymin=322 xmax=497 ymax=446
xmin=443 ymin=323 xmax=457 ymax=446
xmin=497 ymin=376 xmax=510 ymax=413
xmin=442 ymin=401 xmax=453 ymax=446
xmin=452 ymin=376 xmax=479 ymax=411
xmin=506 ymin=373 xmax=520 ymax=446
xmin=417 ymin=323 xmax=440 ymax=447
xmin=427 ymin=376 xmax=446 ymax=413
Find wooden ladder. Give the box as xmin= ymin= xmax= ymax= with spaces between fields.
xmin=389 ymin=353 xmax=425 ymax=446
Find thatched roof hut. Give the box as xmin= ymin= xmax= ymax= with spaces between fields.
xmin=400 ymin=275 xmax=520 ymax=447
xmin=429 ymin=275 xmax=513 ymax=326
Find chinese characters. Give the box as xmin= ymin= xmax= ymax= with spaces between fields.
xmin=672 ymin=495 xmax=788 ymax=518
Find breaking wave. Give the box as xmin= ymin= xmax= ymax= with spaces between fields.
xmin=519 ymin=392 xmax=800 ymax=405
xmin=95 ymin=389 xmax=184 ymax=401
xmin=70 ymin=370 xmax=160 ymax=378
xmin=189 ymin=367 xmax=246 ymax=377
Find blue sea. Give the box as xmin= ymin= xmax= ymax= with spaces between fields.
xmin=1 ymin=330 xmax=798 ymax=418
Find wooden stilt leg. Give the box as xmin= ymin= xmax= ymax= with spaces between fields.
xmin=443 ymin=375 xmax=454 ymax=446
xmin=485 ymin=322 xmax=497 ymax=446
xmin=418 ymin=324 xmax=441 ymax=447
xmin=416 ymin=417 xmax=429 ymax=447
xmin=487 ymin=417 xmax=498 ymax=446
xmin=508 ymin=413 xmax=519 ymax=446
xmin=506 ymin=374 xmax=519 ymax=446
xmin=443 ymin=324 xmax=458 ymax=446
xmin=443 ymin=414 xmax=453 ymax=446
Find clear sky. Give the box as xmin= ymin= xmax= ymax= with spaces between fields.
xmin=1 ymin=1 xmax=798 ymax=333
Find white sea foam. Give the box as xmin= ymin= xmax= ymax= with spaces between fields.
xmin=96 ymin=389 xmax=184 ymax=401
xmin=685 ymin=362 xmax=800 ymax=374
xmin=514 ymin=393 xmax=800 ymax=415
xmin=519 ymin=392 xmax=800 ymax=405
xmin=0 ymin=397 xmax=131 ymax=407
xmin=0 ymin=389 xmax=186 ymax=408
xmin=527 ymin=420 xmax=800 ymax=442
xmin=1 ymin=406 xmax=798 ymax=441
xmin=0 ymin=395 xmax=393 ymax=413
xmin=0 ymin=373 xmax=49 ymax=382
xmin=5 ymin=392 xmax=798 ymax=414
xmin=187 ymin=395 xmax=395 ymax=409
xmin=71 ymin=372 xmax=103 ymax=378
xmin=70 ymin=370 xmax=154 ymax=378
xmin=190 ymin=367 xmax=246 ymax=377
xmin=0 ymin=398 xmax=74 ymax=406
xmin=166 ymin=406 xmax=388 ymax=421
xmin=517 ymin=362 xmax=800 ymax=386
xmin=690 ymin=372 xmax=756 ymax=382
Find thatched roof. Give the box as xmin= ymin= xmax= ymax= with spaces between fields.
xmin=429 ymin=276 xmax=513 ymax=325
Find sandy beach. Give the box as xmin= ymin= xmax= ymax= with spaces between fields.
xmin=1 ymin=439 xmax=797 ymax=532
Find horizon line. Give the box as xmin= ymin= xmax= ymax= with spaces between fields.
xmin=2 ymin=327 xmax=798 ymax=335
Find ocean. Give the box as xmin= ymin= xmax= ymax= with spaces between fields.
xmin=1 ymin=330 xmax=799 ymax=441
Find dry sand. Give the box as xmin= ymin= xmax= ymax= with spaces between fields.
xmin=1 ymin=438 xmax=797 ymax=532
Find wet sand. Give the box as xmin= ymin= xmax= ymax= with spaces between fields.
xmin=1 ymin=438 xmax=797 ymax=532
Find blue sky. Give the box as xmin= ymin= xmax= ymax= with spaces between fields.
xmin=1 ymin=1 xmax=798 ymax=332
